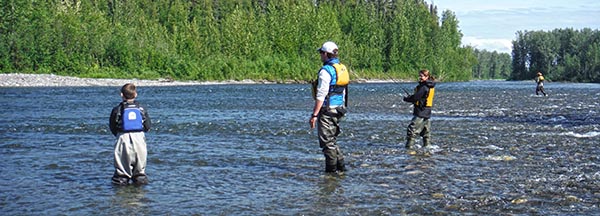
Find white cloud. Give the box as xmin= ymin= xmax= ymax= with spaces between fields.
xmin=431 ymin=0 xmax=600 ymax=54
xmin=462 ymin=37 xmax=513 ymax=53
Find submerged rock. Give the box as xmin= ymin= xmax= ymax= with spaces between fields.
xmin=565 ymin=195 xmax=580 ymax=202
xmin=432 ymin=193 xmax=445 ymax=199
xmin=511 ymin=198 xmax=528 ymax=204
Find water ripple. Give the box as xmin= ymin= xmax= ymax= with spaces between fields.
xmin=0 ymin=82 xmax=599 ymax=214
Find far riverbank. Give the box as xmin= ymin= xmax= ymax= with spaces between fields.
xmin=0 ymin=73 xmax=397 ymax=87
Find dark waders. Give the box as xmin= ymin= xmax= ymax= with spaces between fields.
xmin=318 ymin=108 xmax=346 ymax=173
xmin=405 ymin=116 xmax=431 ymax=149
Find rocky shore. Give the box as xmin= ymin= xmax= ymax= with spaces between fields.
xmin=0 ymin=73 xmax=275 ymax=87
xmin=0 ymin=73 xmax=396 ymax=87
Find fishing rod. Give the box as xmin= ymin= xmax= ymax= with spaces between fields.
xmin=401 ymin=87 xmax=411 ymax=97
xmin=348 ymin=69 xmax=365 ymax=82
xmin=349 ymin=70 xmax=412 ymax=97
xmin=380 ymin=72 xmax=402 ymax=84
xmin=380 ymin=72 xmax=412 ymax=97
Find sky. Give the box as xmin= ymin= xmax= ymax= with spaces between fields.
xmin=430 ymin=0 xmax=600 ymax=53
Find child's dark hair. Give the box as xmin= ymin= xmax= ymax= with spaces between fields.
xmin=121 ymin=83 xmax=137 ymax=99
xmin=420 ymin=69 xmax=436 ymax=81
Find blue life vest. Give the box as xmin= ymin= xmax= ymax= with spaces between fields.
xmin=321 ymin=58 xmax=346 ymax=107
xmin=121 ymin=103 xmax=144 ymax=132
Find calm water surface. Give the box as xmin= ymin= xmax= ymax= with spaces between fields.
xmin=1 ymin=81 xmax=599 ymax=215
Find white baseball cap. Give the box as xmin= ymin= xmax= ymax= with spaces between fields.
xmin=317 ymin=41 xmax=338 ymax=54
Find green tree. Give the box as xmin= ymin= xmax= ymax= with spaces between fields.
xmin=510 ymin=28 xmax=599 ymax=82
xmin=1 ymin=0 xmax=485 ymax=82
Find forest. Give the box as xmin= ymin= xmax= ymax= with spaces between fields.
xmin=0 ymin=0 xmax=476 ymax=82
xmin=472 ymin=49 xmax=511 ymax=80
xmin=511 ymin=28 xmax=600 ymax=82
xmin=1 ymin=1 xmax=598 ymax=83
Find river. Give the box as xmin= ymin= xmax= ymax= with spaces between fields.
xmin=1 ymin=81 xmax=599 ymax=215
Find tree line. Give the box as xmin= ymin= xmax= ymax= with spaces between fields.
xmin=0 ymin=0 xmax=476 ymax=82
xmin=511 ymin=28 xmax=600 ymax=82
xmin=472 ymin=49 xmax=511 ymax=80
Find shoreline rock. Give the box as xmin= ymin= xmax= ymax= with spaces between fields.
xmin=0 ymin=73 xmax=275 ymax=87
xmin=0 ymin=73 xmax=402 ymax=87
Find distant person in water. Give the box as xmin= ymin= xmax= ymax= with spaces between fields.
xmin=403 ymin=69 xmax=436 ymax=149
xmin=109 ymin=83 xmax=152 ymax=185
xmin=535 ymin=72 xmax=548 ymax=96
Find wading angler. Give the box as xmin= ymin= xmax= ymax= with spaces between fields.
xmin=309 ymin=41 xmax=350 ymax=173
xmin=403 ymin=69 xmax=436 ymax=149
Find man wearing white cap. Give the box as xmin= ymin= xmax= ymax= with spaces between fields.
xmin=309 ymin=41 xmax=349 ymax=173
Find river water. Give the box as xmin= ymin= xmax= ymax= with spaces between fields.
xmin=1 ymin=81 xmax=599 ymax=215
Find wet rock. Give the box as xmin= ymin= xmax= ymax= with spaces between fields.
xmin=511 ymin=198 xmax=528 ymax=204
xmin=432 ymin=193 xmax=444 ymax=199
xmin=405 ymin=170 xmax=424 ymax=175
xmin=565 ymin=195 xmax=580 ymax=202
xmin=485 ymin=155 xmax=517 ymax=161
xmin=0 ymin=73 xmax=271 ymax=87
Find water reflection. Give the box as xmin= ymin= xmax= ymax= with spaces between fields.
xmin=318 ymin=174 xmax=344 ymax=195
xmin=312 ymin=174 xmax=345 ymax=214
xmin=111 ymin=186 xmax=149 ymax=214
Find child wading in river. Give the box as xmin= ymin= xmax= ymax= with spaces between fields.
xmin=109 ymin=83 xmax=151 ymax=185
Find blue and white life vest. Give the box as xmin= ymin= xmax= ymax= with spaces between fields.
xmin=121 ymin=103 xmax=144 ymax=132
xmin=321 ymin=58 xmax=347 ymax=107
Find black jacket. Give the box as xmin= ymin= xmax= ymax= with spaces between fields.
xmin=403 ymin=80 xmax=435 ymax=118
xmin=109 ymin=101 xmax=151 ymax=136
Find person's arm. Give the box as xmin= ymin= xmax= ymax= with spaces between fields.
xmin=141 ymin=106 xmax=151 ymax=132
xmin=109 ymin=106 xmax=119 ymax=136
xmin=309 ymin=69 xmax=331 ymax=128
xmin=309 ymin=99 xmax=323 ymax=129
xmin=403 ymin=85 xmax=427 ymax=103
xmin=403 ymin=93 xmax=415 ymax=103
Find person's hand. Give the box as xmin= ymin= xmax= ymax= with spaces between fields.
xmin=309 ymin=116 xmax=317 ymax=129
